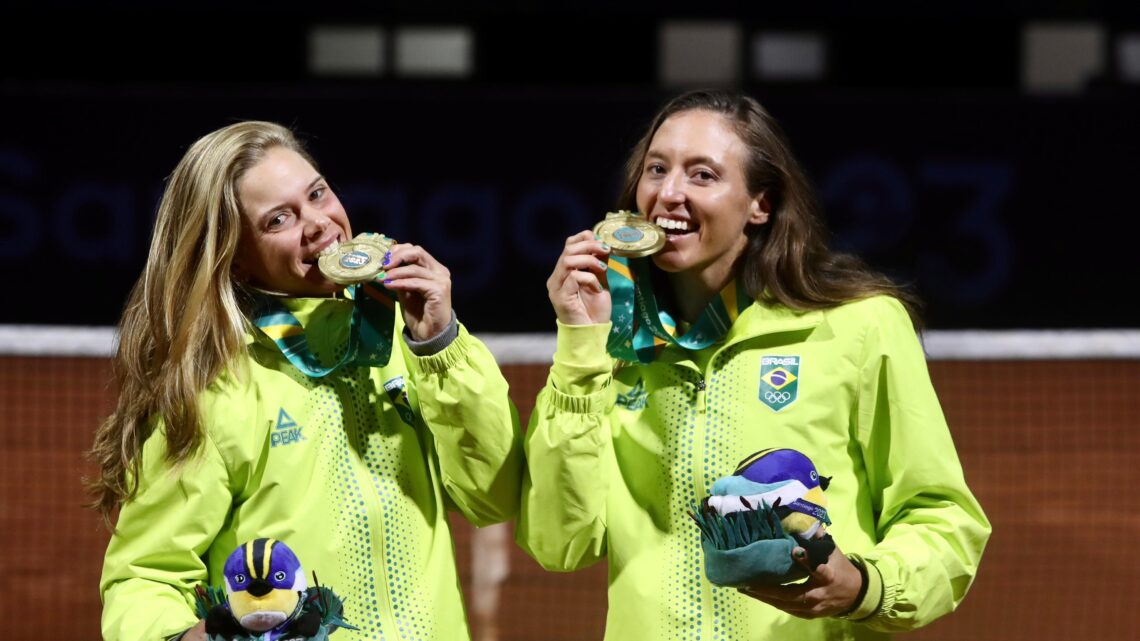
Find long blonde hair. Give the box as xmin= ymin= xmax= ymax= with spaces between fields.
xmin=89 ymin=121 xmax=316 ymax=525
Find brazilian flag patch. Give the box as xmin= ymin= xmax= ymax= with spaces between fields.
xmin=759 ymin=355 xmax=800 ymax=412
xmin=384 ymin=376 xmax=417 ymax=427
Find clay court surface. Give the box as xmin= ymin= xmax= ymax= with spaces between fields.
xmin=2 ymin=357 xmax=1136 ymax=640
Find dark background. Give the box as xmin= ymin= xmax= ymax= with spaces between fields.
xmin=2 ymin=1 xmax=1137 ymax=331
xmin=3 ymin=5 xmax=1140 ymax=641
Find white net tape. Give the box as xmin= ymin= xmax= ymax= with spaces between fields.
xmin=2 ymin=326 xmax=1139 ymax=360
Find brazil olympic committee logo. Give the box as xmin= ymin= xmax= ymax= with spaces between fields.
xmin=759 ymin=355 xmax=800 ymax=412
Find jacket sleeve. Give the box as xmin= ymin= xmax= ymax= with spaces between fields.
xmin=853 ymin=297 xmax=992 ymax=631
xmin=403 ymin=322 xmax=524 ymax=527
xmin=100 ymin=424 xmax=232 ymax=641
xmin=515 ymin=321 xmax=615 ymax=572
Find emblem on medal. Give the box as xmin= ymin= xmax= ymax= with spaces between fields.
xmin=592 ymin=211 xmax=665 ymax=258
xmin=317 ymin=232 xmax=395 ymax=285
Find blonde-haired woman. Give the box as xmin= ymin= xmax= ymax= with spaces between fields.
xmin=91 ymin=121 xmax=522 ymax=641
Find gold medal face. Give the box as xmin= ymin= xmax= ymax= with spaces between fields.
xmin=592 ymin=211 xmax=665 ymax=258
xmin=318 ymin=233 xmax=395 ymax=285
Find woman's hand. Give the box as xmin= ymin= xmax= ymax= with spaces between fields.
xmin=547 ymin=230 xmax=612 ymax=325
xmin=380 ymin=243 xmax=453 ymax=341
xmin=737 ymin=544 xmax=864 ymax=619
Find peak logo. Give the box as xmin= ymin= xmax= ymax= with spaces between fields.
xmin=271 ymin=408 xmax=306 ymax=447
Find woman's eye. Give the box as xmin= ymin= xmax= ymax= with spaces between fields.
xmin=645 ymin=163 xmax=665 ymax=176
xmin=310 ymin=187 xmax=325 ymax=200
xmin=268 ymin=213 xmax=288 ymax=229
xmin=693 ymin=169 xmax=716 ymax=181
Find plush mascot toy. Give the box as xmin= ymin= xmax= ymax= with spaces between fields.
xmin=690 ymin=448 xmax=837 ymax=587
xmin=194 ymin=538 xmax=356 ymax=641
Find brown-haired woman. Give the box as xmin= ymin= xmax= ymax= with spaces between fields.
xmin=518 ymin=90 xmax=990 ymax=640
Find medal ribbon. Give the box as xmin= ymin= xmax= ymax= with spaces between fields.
xmin=252 ymin=281 xmax=397 ymax=377
xmin=606 ymin=255 xmax=751 ymax=363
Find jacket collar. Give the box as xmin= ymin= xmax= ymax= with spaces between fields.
xmin=722 ymin=299 xmax=824 ymax=349
xmin=653 ymin=300 xmax=823 ymax=370
xmin=246 ymin=296 xmax=354 ymax=352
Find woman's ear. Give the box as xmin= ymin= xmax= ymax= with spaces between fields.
xmin=748 ymin=193 xmax=771 ymax=225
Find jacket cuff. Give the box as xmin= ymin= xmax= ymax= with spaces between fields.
xmin=544 ymin=380 xmax=616 ymax=414
xmin=837 ymin=553 xmax=884 ymax=622
xmin=406 ymin=322 xmax=474 ymax=374
xmin=402 ymin=310 xmax=459 ymax=356
xmin=550 ymin=320 xmax=613 ymax=396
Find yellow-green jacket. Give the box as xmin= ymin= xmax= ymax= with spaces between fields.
xmin=518 ymin=295 xmax=990 ymax=641
xmin=101 ymin=298 xmax=522 ymax=641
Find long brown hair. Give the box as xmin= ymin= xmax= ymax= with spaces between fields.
xmin=617 ymin=89 xmax=921 ymax=325
xmin=88 ymin=121 xmax=316 ymax=525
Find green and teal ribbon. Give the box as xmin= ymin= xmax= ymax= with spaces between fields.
xmin=606 ymin=255 xmax=751 ymax=363
xmin=252 ymin=281 xmax=397 ymax=378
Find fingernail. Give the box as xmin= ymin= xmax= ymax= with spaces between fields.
xmin=383 ymin=278 xmax=392 ymax=284
xmin=593 ymin=233 xmax=601 ymax=240
xmin=598 ymin=260 xmax=609 ymax=270
xmin=382 ymin=252 xmax=391 ymax=266
xmin=600 ymin=242 xmax=611 ymax=251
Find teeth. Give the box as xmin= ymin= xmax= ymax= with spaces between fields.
xmin=656 ymin=218 xmax=691 ymax=231
xmin=318 ymin=240 xmax=340 ymax=256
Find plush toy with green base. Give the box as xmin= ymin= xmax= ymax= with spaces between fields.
xmin=691 ymin=448 xmax=836 ymax=587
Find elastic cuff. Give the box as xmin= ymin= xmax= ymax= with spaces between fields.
xmin=836 ymin=553 xmax=884 ymax=621
xmin=407 ymin=323 xmax=474 ymax=374
xmin=403 ymin=310 xmax=459 ymax=356
xmin=544 ymin=379 xmax=616 ymax=414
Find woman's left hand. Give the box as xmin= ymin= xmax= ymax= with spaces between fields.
xmin=379 ymin=243 xmax=453 ymax=341
xmin=737 ymin=544 xmax=864 ymax=619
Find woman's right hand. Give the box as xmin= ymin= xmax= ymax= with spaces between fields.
xmin=547 ymin=230 xmax=612 ymax=325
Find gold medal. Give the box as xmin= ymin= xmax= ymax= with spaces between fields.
xmin=592 ymin=211 xmax=665 ymax=258
xmin=318 ymin=233 xmax=395 ymax=285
